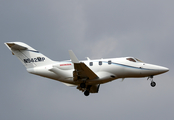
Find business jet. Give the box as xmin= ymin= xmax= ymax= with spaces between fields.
xmin=5 ymin=42 xmax=169 ymax=96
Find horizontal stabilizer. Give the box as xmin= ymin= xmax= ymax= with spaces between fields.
xmin=5 ymin=42 xmax=27 ymax=50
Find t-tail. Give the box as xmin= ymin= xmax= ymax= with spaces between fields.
xmin=5 ymin=42 xmax=55 ymax=68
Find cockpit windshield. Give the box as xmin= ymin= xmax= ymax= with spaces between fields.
xmin=135 ymin=58 xmax=143 ymax=62
xmin=126 ymin=58 xmax=136 ymax=62
xmin=126 ymin=57 xmax=144 ymax=63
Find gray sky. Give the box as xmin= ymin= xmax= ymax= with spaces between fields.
xmin=0 ymin=0 xmax=174 ymax=120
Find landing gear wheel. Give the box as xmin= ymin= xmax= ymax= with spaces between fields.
xmin=84 ymin=90 xmax=90 ymax=96
xmin=80 ymin=83 xmax=86 ymax=88
xmin=151 ymin=82 xmax=156 ymax=87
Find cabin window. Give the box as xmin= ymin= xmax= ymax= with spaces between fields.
xmin=99 ymin=61 xmax=102 ymax=65
xmin=126 ymin=58 xmax=136 ymax=62
xmin=108 ymin=60 xmax=112 ymax=65
xmin=89 ymin=62 xmax=93 ymax=66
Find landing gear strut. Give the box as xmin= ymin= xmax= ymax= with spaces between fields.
xmin=147 ymin=75 xmax=156 ymax=87
xmin=80 ymin=82 xmax=86 ymax=88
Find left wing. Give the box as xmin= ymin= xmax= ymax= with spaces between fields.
xmin=69 ymin=50 xmax=98 ymax=81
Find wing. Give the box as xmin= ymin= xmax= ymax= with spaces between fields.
xmin=69 ymin=50 xmax=98 ymax=81
xmin=73 ymin=62 xmax=98 ymax=80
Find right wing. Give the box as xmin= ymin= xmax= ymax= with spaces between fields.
xmin=73 ymin=62 xmax=98 ymax=80
xmin=69 ymin=50 xmax=98 ymax=81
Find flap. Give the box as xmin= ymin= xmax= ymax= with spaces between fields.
xmin=74 ymin=62 xmax=98 ymax=80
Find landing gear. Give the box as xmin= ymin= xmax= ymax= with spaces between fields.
xmin=84 ymin=90 xmax=90 ymax=96
xmin=151 ymin=81 xmax=156 ymax=87
xmin=81 ymin=85 xmax=91 ymax=96
xmin=79 ymin=82 xmax=91 ymax=96
xmin=147 ymin=75 xmax=156 ymax=87
xmin=80 ymin=83 xmax=86 ymax=88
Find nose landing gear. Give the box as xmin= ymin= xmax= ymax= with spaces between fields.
xmin=151 ymin=81 xmax=156 ymax=87
xmin=147 ymin=75 xmax=156 ymax=87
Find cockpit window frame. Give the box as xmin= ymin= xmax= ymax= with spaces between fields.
xmin=135 ymin=58 xmax=143 ymax=63
xmin=126 ymin=58 xmax=136 ymax=62
xmin=126 ymin=57 xmax=144 ymax=63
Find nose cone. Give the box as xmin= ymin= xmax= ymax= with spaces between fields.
xmin=150 ymin=65 xmax=169 ymax=75
xmin=142 ymin=64 xmax=169 ymax=76
xmin=158 ymin=66 xmax=169 ymax=73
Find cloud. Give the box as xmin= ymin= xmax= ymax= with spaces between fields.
xmin=86 ymin=36 xmax=118 ymax=58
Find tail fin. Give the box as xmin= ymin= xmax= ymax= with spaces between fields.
xmin=5 ymin=42 xmax=55 ymax=68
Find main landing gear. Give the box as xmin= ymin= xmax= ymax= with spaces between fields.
xmin=84 ymin=90 xmax=90 ymax=96
xmin=80 ymin=83 xmax=91 ymax=96
xmin=147 ymin=75 xmax=156 ymax=87
xmin=80 ymin=82 xmax=86 ymax=88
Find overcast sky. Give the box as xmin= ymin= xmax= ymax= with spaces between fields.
xmin=0 ymin=0 xmax=174 ymax=120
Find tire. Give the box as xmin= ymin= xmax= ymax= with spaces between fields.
xmin=84 ymin=90 xmax=90 ymax=96
xmin=151 ymin=82 xmax=156 ymax=87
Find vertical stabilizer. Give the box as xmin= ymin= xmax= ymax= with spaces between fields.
xmin=5 ymin=42 xmax=56 ymax=68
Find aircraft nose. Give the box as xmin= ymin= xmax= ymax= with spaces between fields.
xmin=159 ymin=66 xmax=169 ymax=73
xmin=153 ymin=65 xmax=169 ymax=75
xmin=144 ymin=64 xmax=169 ymax=75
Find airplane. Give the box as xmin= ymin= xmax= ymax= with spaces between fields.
xmin=5 ymin=42 xmax=169 ymax=96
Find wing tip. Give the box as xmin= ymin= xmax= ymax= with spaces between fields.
xmin=69 ymin=50 xmax=80 ymax=63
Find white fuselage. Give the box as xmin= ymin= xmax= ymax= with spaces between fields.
xmin=5 ymin=42 xmax=169 ymax=96
xmin=27 ymin=57 xmax=169 ymax=85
